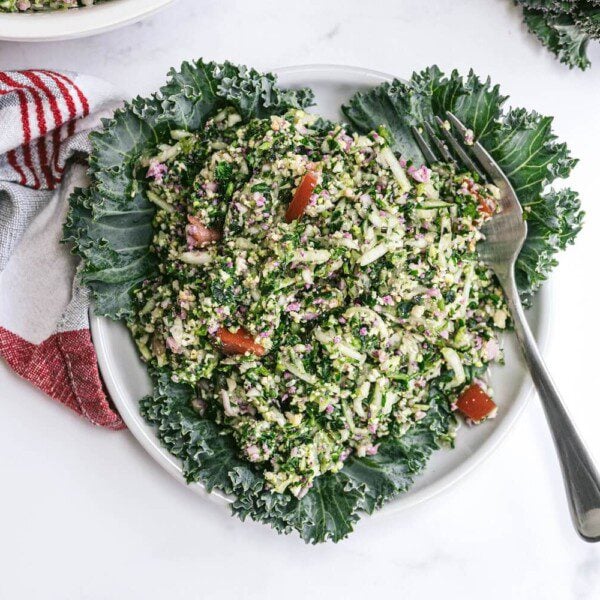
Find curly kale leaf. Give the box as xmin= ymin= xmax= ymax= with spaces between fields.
xmin=516 ymin=187 xmax=583 ymax=294
xmin=343 ymin=66 xmax=583 ymax=303
xmin=522 ymin=9 xmax=592 ymax=69
xmin=140 ymin=373 xmax=359 ymax=543
xmin=514 ymin=1 xmax=600 ymax=69
xmin=343 ymin=66 xmax=506 ymax=161
xmin=141 ymin=372 xmax=453 ymax=543
xmin=64 ymin=59 xmax=313 ymax=318
xmin=63 ymin=187 xmax=156 ymax=318
xmin=160 ymin=60 xmax=314 ymax=129
xmin=344 ymin=391 xmax=454 ymax=513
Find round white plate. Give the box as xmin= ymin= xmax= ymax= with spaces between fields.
xmin=91 ymin=64 xmax=551 ymax=516
xmin=0 ymin=0 xmax=175 ymax=42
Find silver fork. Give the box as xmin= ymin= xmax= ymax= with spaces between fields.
xmin=412 ymin=112 xmax=600 ymax=542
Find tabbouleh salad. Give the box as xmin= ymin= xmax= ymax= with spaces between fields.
xmin=0 ymin=0 xmax=99 ymax=11
xmin=66 ymin=59 xmax=583 ymax=542
xmin=129 ymin=107 xmax=507 ymax=497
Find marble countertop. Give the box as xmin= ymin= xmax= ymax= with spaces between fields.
xmin=1 ymin=1 xmax=599 ymax=598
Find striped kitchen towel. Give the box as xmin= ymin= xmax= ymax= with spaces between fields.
xmin=0 ymin=70 xmax=125 ymax=430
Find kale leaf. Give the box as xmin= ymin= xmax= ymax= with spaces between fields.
xmin=344 ymin=392 xmax=454 ymax=513
xmin=514 ymin=0 xmax=600 ymax=69
xmin=64 ymin=59 xmax=313 ymax=319
xmin=63 ymin=186 xmax=156 ymax=319
xmin=343 ymin=66 xmax=583 ymax=303
xmin=141 ymin=372 xmax=453 ymax=543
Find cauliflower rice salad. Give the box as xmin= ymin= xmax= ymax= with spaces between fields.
xmin=1 ymin=0 xmax=99 ymax=11
xmin=130 ymin=107 xmax=507 ymax=497
xmin=67 ymin=60 xmax=582 ymax=542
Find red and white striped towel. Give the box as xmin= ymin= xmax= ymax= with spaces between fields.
xmin=0 ymin=70 xmax=125 ymax=430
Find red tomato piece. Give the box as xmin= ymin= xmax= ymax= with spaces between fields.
xmin=456 ymin=383 xmax=497 ymax=422
xmin=216 ymin=327 xmax=265 ymax=357
xmin=285 ymin=171 xmax=318 ymax=223
xmin=478 ymin=197 xmax=496 ymax=216
xmin=460 ymin=176 xmax=496 ymax=216
xmin=186 ymin=215 xmax=222 ymax=247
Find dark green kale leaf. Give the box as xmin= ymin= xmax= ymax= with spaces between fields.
xmin=141 ymin=372 xmax=454 ymax=543
xmin=63 ymin=187 xmax=156 ymax=319
xmin=522 ymin=8 xmax=592 ymax=69
xmin=64 ymin=59 xmax=313 ymax=319
xmin=160 ymin=60 xmax=314 ymax=128
xmin=286 ymin=475 xmax=364 ymax=543
xmin=343 ymin=392 xmax=454 ymax=513
xmin=514 ymin=1 xmax=600 ymax=69
xmin=343 ymin=66 xmax=583 ymax=303
xmin=516 ymin=187 xmax=583 ymax=295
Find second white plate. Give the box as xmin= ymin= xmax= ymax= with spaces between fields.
xmin=0 ymin=0 xmax=176 ymax=42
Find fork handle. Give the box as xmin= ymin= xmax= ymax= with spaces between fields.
xmin=501 ymin=271 xmax=600 ymax=542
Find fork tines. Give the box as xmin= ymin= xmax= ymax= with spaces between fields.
xmin=412 ymin=113 xmax=485 ymax=181
xmin=411 ymin=112 xmax=523 ymax=217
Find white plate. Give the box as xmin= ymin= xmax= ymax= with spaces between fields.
xmin=91 ymin=64 xmax=551 ymax=516
xmin=0 ymin=0 xmax=175 ymax=42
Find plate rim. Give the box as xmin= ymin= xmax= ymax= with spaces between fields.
xmin=0 ymin=0 xmax=176 ymax=42
xmin=91 ymin=63 xmax=553 ymax=518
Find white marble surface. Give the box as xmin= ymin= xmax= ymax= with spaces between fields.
xmin=1 ymin=1 xmax=600 ymax=598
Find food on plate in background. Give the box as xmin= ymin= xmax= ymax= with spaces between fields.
xmin=0 ymin=0 xmax=103 ymax=12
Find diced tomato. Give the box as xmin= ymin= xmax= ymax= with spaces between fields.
xmin=285 ymin=171 xmax=318 ymax=223
xmin=456 ymin=383 xmax=497 ymax=422
xmin=216 ymin=327 xmax=265 ymax=356
xmin=186 ymin=215 xmax=221 ymax=247
xmin=478 ymin=197 xmax=496 ymax=216
xmin=460 ymin=176 xmax=496 ymax=216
